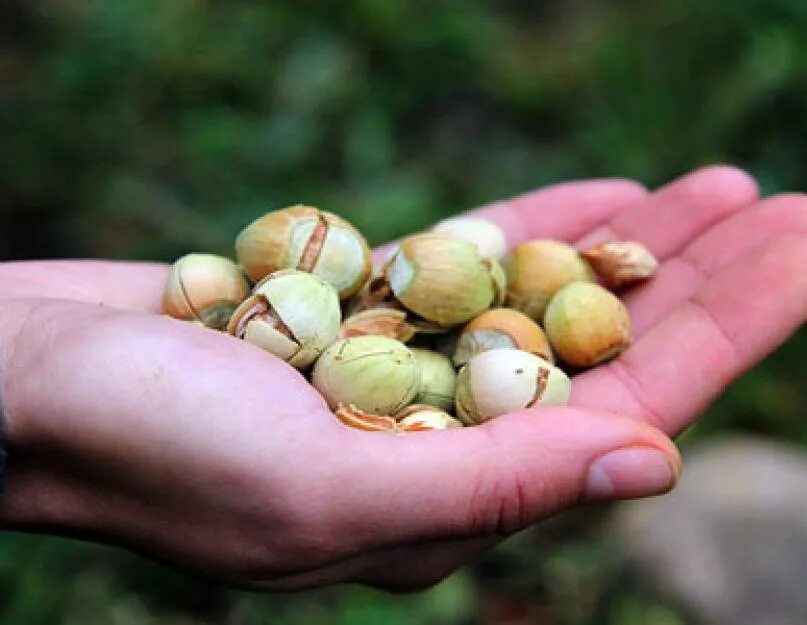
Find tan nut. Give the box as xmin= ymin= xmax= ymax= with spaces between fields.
xmin=162 ymin=253 xmax=250 ymax=329
xmin=235 ymin=205 xmax=372 ymax=300
xmin=503 ymin=240 xmax=594 ymax=321
xmin=543 ymin=282 xmax=632 ymax=367
xmin=453 ymin=308 xmax=553 ymax=367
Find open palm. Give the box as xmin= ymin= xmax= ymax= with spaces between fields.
xmin=1 ymin=166 xmax=804 ymax=591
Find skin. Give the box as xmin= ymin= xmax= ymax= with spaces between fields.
xmin=0 ymin=166 xmax=805 ymax=592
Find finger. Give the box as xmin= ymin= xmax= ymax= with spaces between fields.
xmin=317 ymin=407 xmax=680 ymax=548
xmin=625 ymin=193 xmax=807 ymax=337
xmin=572 ymin=234 xmax=807 ymax=435
xmin=0 ymin=260 xmax=169 ymax=313
xmin=372 ymin=178 xmax=648 ymax=264
xmin=575 ymin=165 xmax=759 ymax=259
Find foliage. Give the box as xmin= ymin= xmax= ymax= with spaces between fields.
xmin=0 ymin=0 xmax=805 ymax=623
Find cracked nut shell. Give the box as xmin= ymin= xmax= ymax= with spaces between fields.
xmin=235 ymin=204 xmax=372 ymax=300
xmin=227 ymin=270 xmax=340 ymax=369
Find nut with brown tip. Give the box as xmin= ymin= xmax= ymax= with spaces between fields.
xmin=453 ymin=308 xmax=553 ymax=367
xmin=162 ymin=253 xmax=250 ymax=329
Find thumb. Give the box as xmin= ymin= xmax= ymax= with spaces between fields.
xmin=340 ymin=406 xmax=681 ymax=544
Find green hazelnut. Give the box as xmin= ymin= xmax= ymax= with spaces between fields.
xmin=543 ymin=282 xmax=632 ymax=367
xmin=312 ymin=336 xmax=420 ymax=416
xmin=454 ymin=349 xmax=571 ymax=425
xmin=410 ymin=348 xmax=457 ymax=412
xmin=385 ymin=233 xmax=505 ymax=327
xmin=227 ymin=270 xmax=341 ymax=369
xmin=162 ymin=253 xmax=250 ymax=329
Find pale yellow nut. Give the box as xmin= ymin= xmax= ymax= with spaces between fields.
xmin=396 ymin=405 xmax=463 ymax=431
xmin=454 ymin=349 xmax=571 ymax=425
xmin=432 ymin=216 xmax=508 ymax=259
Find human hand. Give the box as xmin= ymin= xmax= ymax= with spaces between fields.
xmin=0 ymin=166 xmax=804 ymax=591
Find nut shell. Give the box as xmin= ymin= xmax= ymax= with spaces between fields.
xmin=503 ymin=240 xmax=594 ymax=321
xmin=411 ymin=348 xmax=457 ymax=412
xmin=396 ymin=405 xmax=463 ymax=431
xmin=582 ymin=241 xmax=659 ymax=289
xmin=227 ymin=270 xmax=340 ymax=369
xmin=312 ymin=336 xmax=420 ymax=416
xmin=453 ymin=308 xmax=553 ymax=366
xmin=432 ymin=216 xmax=508 ymax=259
xmin=162 ymin=253 xmax=250 ymax=329
xmin=543 ymin=282 xmax=632 ymax=367
xmin=454 ymin=349 xmax=571 ymax=425
xmin=386 ymin=233 xmax=503 ymax=327
xmin=235 ymin=205 xmax=371 ymax=299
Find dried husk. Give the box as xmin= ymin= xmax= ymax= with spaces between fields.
xmin=582 ymin=241 xmax=659 ymax=289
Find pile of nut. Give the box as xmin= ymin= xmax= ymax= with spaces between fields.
xmin=163 ymin=205 xmax=658 ymax=433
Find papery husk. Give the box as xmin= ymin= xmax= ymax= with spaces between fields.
xmin=582 ymin=241 xmax=658 ymax=289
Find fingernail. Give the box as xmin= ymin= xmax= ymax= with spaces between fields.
xmin=583 ymin=447 xmax=679 ymax=502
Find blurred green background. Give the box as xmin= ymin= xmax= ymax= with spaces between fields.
xmin=0 ymin=1 xmax=805 ymax=623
